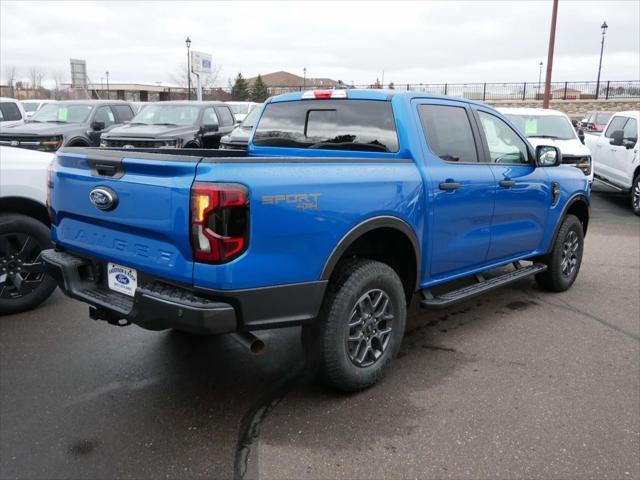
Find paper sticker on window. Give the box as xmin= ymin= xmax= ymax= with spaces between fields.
xmin=58 ymin=107 xmax=68 ymax=122
xmin=524 ymin=119 xmax=538 ymax=135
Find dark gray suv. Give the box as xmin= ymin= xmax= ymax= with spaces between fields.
xmin=100 ymin=101 xmax=236 ymax=149
xmin=0 ymin=100 xmax=134 ymax=151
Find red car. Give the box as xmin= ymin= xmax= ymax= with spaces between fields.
xmin=578 ymin=111 xmax=614 ymax=133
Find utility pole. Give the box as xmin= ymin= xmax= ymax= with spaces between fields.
xmin=542 ymin=0 xmax=559 ymax=109
xmin=106 ymin=71 xmax=110 ymax=100
xmin=303 ymin=67 xmax=306 ymax=90
xmin=595 ymin=21 xmax=608 ymax=99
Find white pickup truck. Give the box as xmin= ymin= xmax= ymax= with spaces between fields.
xmin=0 ymin=146 xmax=57 ymax=314
xmin=585 ymin=111 xmax=640 ymax=215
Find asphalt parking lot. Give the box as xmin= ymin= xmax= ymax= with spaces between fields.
xmin=1 ymin=185 xmax=638 ymax=480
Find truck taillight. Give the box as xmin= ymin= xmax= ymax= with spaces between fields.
xmin=46 ymin=161 xmax=56 ymax=224
xmin=190 ymin=183 xmax=249 ymax=263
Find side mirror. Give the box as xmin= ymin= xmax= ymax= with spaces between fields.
xmin=202 ymin=124 xmax=219 ymax=133
xmin=536 ymin=145 xmax=562 ymax=167
xmin=609 ymin=130 xmax=624 ymax=146
xmin=624 ymin=138 xmax=637 ymax=150
xmin=91 ymin=121 xmax=105 ymax=131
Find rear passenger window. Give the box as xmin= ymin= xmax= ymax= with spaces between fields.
xmin=216 ymin=106 xmax=234 ymax=126
xmin=604 ymin=116 xmax=628 ymax=138
xmin=418 ymin=105 xmax=478 ymax=163
xmin=623 ymin=118 xmax=637 ymax=143
xmin=113 ymin=105 xmax=134 ymax=122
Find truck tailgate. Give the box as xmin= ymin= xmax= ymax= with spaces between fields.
xmin=50 ymin=150 xmax=198 ymax=285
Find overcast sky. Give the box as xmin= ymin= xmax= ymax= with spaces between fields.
xmin=1 ymin=0 xmax=638 ymax=88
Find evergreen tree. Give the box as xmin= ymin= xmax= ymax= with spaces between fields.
xmin=250 ymin=74 xmax=269 ymax=102
xmin=372 ymin=78 xmax=382 ymax=89
xmin=231 ymin=73 xmax=249 ymax=101
xmin=388 ymin=82 xmax=395 ymax=90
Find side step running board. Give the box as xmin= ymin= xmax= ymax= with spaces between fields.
xmin=420 ymin=262 xmax=547 ymax=309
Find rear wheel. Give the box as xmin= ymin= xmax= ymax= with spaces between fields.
xmin=303 ymin=259 xmax=406 ymax=392
xmin=0 ymin=214 xmax=56 ymax=315
xmin=631 ymin=174 xmax=640 ymax=216
xmin=535 ymin=214 xmax=584 ymax=292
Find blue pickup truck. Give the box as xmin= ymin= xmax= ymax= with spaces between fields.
xmin=41 ymin=90 xmax=590 ymax=391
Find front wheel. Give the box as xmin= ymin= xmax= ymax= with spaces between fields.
xmin=535 ymin=214 xmax=584 ymax=292
xmin=631 ymin=174 xmax=640 ymax=216
xmin=303 ymin=259 xmax=407 ymax=392
xmin=0 ymin=214 xmax=57 ymax=315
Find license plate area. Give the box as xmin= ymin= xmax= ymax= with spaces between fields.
xmin=107 ymin=262 xmax=138 ymax=297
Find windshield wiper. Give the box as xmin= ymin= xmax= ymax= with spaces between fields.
xmin=153 ymin=122 xmax=178 ymax=126
xmin=528 ymin=134 xmax=562 ymax=139
xmin=46 ymin=120 xmax=69 ymax=124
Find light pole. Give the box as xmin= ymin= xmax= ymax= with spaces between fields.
xmin=542 ymin=0 xmax=558 ymax=109
xmin=186 ymin=36 xmax=192 ymax=100
xmin=105 ymin=71 xmax=110 ymax=99
xmin=538 ymin=61 xmax=543 ymax=93
xmin=595 ymin=21 xmax=608 ymax=100
xmin=303 ymin=67 xmax=306 ymax=91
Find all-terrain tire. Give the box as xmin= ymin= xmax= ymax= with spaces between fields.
xmin=303 ymin=258 xmax=406 ymax=392
xmin=535 ymin=214 xmax=584 ymax=292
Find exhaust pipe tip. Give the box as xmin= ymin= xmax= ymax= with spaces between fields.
xmin=232 ymin=331 xmax=265 ymax=355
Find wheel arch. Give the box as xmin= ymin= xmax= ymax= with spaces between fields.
xmin=320 ymin=216 xmax=421 ymax=303
xmin=65 ymin=136 xmax=90 ymax=147
xmin=0 ymin=197 xmax=49 ymax=226
xmin=546 ymin=194 xmax=590 ymax=254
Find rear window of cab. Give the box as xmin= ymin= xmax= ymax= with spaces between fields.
xmin=253 ymin=99 xmax=399 ymax=153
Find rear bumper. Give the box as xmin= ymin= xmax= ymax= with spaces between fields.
xmin=42 ymin=249 xmax=236 ymax=334
xmin=41 ymin=249 xmax=327 ymax=334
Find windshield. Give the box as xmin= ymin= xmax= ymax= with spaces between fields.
xmin=22 ymin=102 xmax=40 ymax=113
xmin=229 ymin=104 xmax=250 ymax=115
xmin=129 ymin=104 xmax=199 ymax=126
xmin=240 ymin=106 xmax=261 ymax=128
xmin=31 ymin=103 xmax=93 ymax=123
xmin=253 ymin=99 xmax=399 ymax=153
xmin=505 ymin=114 xmax=576 ymax=140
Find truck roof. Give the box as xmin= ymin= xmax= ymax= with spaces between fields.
xmin=268 ymin=89 xmax=491 ymax=107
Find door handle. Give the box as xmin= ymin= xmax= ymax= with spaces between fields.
xmin=499 ymin=180 xmax=516 ymax=188
xmin=439 ymin=181 xmax=460 ymax=191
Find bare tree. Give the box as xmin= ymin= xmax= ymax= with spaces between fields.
xmin=171 ymin=62 xmax=222 ymax=91
xmin=27 ymin=66 xmax=44 ymax=90
xmin=4 ymin=66 xmax=18 ymax=97
xmin=51 ymin=70 xmax=66 ymax=100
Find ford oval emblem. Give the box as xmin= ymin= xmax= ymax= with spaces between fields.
xmin=89 ymin=187 xmax=118 ymax=211
xmin=115 ymin=273 xmax=130 ymax=285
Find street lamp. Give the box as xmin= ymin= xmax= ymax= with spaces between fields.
xmin=538 ymin=61 xmax=543 ymax=92
xmin=303 ymin=67 xmax=306 ymax=91
xmin=105 ymin=71 xmax=110 ymax=99
xmin=186 ymin=36 xmax=192 ymax=100
xmin=595 ymin=21 xmax=608 ymax=99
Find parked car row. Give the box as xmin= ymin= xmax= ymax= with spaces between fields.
xmin=0 ymin=98 xmax=261 ymax=152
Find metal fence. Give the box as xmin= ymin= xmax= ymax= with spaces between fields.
xmin=260 ymin=80 xmax=640 ymax=101
xmin=2 ymin=80 xmax=638 ymax=102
